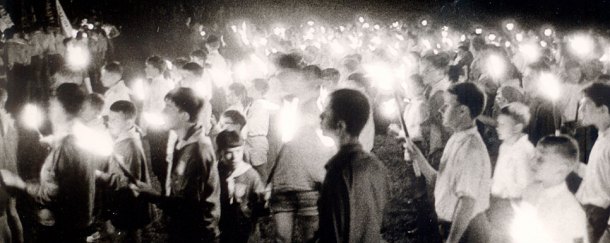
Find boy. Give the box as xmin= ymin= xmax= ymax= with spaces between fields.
xmin=216 ymin=130 xmax=265 ymax=243
xmin=519 ymin=135 xmax=588 ymax=243
xmin=80 ymin=93 xmax=106 ymax=131
xmin=488 ymin=102 xmax=535 ymax=243
xmin=95 ymin=101 xmax=152 ymax=242
xmin=101 ymin=62 xmax=130 ymax=116
xmin=132 ymin=87 xmax=220 ymax=242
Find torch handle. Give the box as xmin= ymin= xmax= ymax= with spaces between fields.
xmin=393 ymin=91 xmax=422 ymax=177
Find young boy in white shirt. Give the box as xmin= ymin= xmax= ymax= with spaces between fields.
xmin=519 ymin=135 xmax=588 ymax=243
xmin=101 ymin=62 xmax=131 ymax=116
xmin=489 ymin=102 xmax=536 ymax=243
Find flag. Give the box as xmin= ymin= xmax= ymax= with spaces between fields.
xmin=55 ymin=0 xmax=74 ymax=37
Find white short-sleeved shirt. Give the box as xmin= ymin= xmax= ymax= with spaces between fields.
xmin=492 ymin=134 xmax=536 ymax=199
xmin=102 ymin=81 xmax=131 ymax=116
xmin=435 ymin=126 xmax=492 ymax=222
xmin=576 ymin=127 xmax=610 ymax=208
xmin=523 ymin=182 xmax=589 ymax=243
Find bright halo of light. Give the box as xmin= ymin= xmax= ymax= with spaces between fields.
xmin=486 ymin=54 xmax=506 ymax=80
xmin=569 ymin=34 xmax=596 ymax=59
xmin=131 ymin=78 xmax=146 ymax=101
xmin=73 ymin=122 xmax=114 ymax=157
xmin=380 ymin=99 xmax=399 ymax=119
xmin=511 ymin=202 xmax=553 ymax=243
xmin=519 ymin=42 xmax=541 ymax=64
xmin=506 ymin=23 xmax=515 ymax=31
xmin=421 ymin=19 xmax=428 ymax=26
xmin=544 ymin=28 xmax=553 ymax=37
xmin=538 ymin=72 xmax=562 ymax=101
xmin=364 ymin=63 xmax=395 ymax=92
xmin=279 ymin=98 xmax=300 ymax=143
xmin=66 ymin=44 xmax=90 ymax=71
xmin=22 ymin=104 xmax=43 ymax=130
xmin=475 ymin=28 xmax=483 ymax=35
xmin=143 ymin=112 xmax=166 ymax=129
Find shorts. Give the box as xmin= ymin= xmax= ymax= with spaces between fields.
xmin=269 ymin=191 xmax=319 ymax=216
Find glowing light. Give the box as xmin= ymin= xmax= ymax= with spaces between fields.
xmin=307 ymin=20 xmax=315 ymax=26
xmin=396 ymin=34 xmax=405 ymax=41
xmin=73 ymin=122 xmax=113 ymax=157
xmin=339 ymin=26 xmax=345 ymax=32
xmin=364 ymin=63 xmax=395 ymax=92
xmin=511 ymin=202 xmax=553 ymax=243
xmin=421 ymin=19 xmax=428 ymax=26
xmin=392 ymin=22 xmax=399 ymax=28
xmin=279 ymin=98 xmax=300 ymax=143
xmin=475 ymin=28 xmax=483 ymax=35
xmin=374 ymin=24 xmax=380 ymax=30
xmin=506 ymin=23 xmax=515 ymax=31
xmin=441 ymin=30 xmax=448 ymax=38
xmin=362 ymin=23 xmax=370 ymax=29
xmin=460 ymin=35 xmax=466 ymax=42
xmin=200 ymin=30 xmax=206 ymax=36
xmin=66 ymin=44 xmax=90 ymax=71
xmin=371 ymin=36 xmax=382 ymax=45
xmin=143 ymin=112 xmax=166 ymax=129
xmin=231 ymin=25 xmax=237 ymax=32
xmin=519 ymin=42 xmax=541 ymax=64
xmin=544 ymin=28 xmax=553 ymax=37
xmin=538 ymin=72 xmax=562 ymax=101
xmin=540 ymin=40 xmax=548 ymax=48
xmin=331 ymin=40 xmax=345 ymax=55
xmin=516 ymin=33 xmax=524 ymax=42
xmin=316 ymin=129 xmax=335 ymax=147
xmin=22 ymin=104 xmax=43 ymax=130
xmin=131 ymin=78 xmax=146 ymax=101
xmin=234 ymin=62 xmax=248 ymax=82
xmin=358 ymin=16 xmax=365 ymax=23
xmin=569 ymin=34 xmax=595 ymax=59
xmin=380 ymin=99 xmax=399 ymax=119
xmin=486 ymin=54 xmax=506 ymax=80
xmin=488 ymin=34 xmax=497 ymax=41
xmin=505 ymin=41 xmax=512 ymax=47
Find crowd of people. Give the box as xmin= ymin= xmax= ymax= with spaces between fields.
xmin=0 ymin=10 xmax=609 ymax=243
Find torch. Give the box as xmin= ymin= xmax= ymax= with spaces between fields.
xmin=538 ymin=72 xmax=562 ymax=135
xmin=392 ymin=88 xmax=422 ymax=177
xmin=21 ymin=104 xmax=44 ymax=138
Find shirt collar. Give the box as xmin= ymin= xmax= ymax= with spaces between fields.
xmin=114 ymin=126 xmax=140 ymax=144
xmin=175 ymin=124 xmax=205 ymax=150
xmin=540 ymin=182 xmax=569 ymax=199
xmin=325 ymin=142 xmax=363 ymax=169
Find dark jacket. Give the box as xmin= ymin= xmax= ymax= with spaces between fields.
xmin=25 ymin=134 xmax=97 ymax=232
xmin=318 ymin=143 xmax=389 ymax=243
xmin=97 ymin=128 xmax=153 ymax=230
xmin=161 ymin=124 xmax=221 ymax=242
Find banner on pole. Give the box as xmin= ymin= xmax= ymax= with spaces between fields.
xmin=56 ymin=0 xmax=74 ymax=37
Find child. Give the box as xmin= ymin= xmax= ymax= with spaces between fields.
xmin=216 ymin=130 xmax=265 ymax=243
xmin=488 ymin=102 xmax=535 ymax=243
xmin=100 ymin=62 xmax=130 ymax=116
xmin=80 ymin=93 xmax=106 ymax=132
xmin=518 ymin=135 xmax=588 ymax=243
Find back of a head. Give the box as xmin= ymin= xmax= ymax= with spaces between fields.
xmin=347 ymin=73 xmax=371 ymax=91
xmin=182 ymin=62 xmax=204 ymax=76
xmin=215 ymin=130 xmax=244 ymax=152
xmin=253 ymin=79 xmax=270 ymax=95
xmin=164 ymin=87 xmax=203 ymax=123
xmin=447 ymin=82 xmax=486 ymax=119
xmin=146 ymin=55 xmax=167 ymax=73
xmin=85 ymin=93 xmax=105 ymax=113
xmin=423 ymin=53 xmax=450 ymax=71
xmin=190 ymin=49 xmax=208 ymax=61
xmin=277 ymin=53 xmax=302 ymax=70
xmin=205 ymin=35 xmax=221 ymax=49
xmin=303 ymin=65 xmax=322 ymax=81
xmin=582 ymin=82 xmax=610 ymax=112
xmin=343 ymin=58 xmax=360 ymax=73
xmin=537 ymin=135 xmax=580 ymax=164
xmin=103 ymin=61 xmax=123 ymax=76
xmin=499 ymin=85 xmax=525 ymax=104
xmin=322 ymin=68 xmax=340 ymax=83
xmin=329 ymin=89 xmax=370 ymax=137
xmin=55 ymin=83 xmax=86 ymax=117
xmin=222 ymin=110 xmax=247 ymax=129
xmin=229 ymin=82 xmax=248 ymax=98
xmin=109 ymin=100 xmax=137 ymax=120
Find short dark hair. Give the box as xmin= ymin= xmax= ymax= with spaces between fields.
xmin=215 ymin=130 xmax=244 ymax=151
xmin=182 ymin=62 xmax=204 ymax=76
xmin=102 ymin=61 xmax=123 ymax=75
xmin=447 ymin=82 xmax=486 ymax=119
xmin=190 ymin=49 xmax=208 ymax=60
xmin=54 ymin=83 xmax=86 ymax=117
xmin=253 ymin=79 xmax=269 ymax=95
xmin=222 ymin=110 xmax=247 ymax=130
xmin=537 ymin=135 xmax=580 ymax=163
xmin=328 ymin=89 xmax=370 ymax=137
xmin=85 ymin=93 xmax=105 ymax=112
xmin=146 ymin=55 xmax=167 ymax=73
xmin=303 ymin=65 xmax=322 ymax=81
xmin=582 ymin=82 xmax=610 ymax=112
xmin=347 ymin=73 xmax=371 ymax=90
xmin=109 ymin=100 xmax=137 ymax=120
xmin=277 ymin=54 xmax=301 ymax=70
xmin=322 ymin=68 xmax=340 ymax=84
xmin=164 ymin=88 xmax=203 ymax=123
xmin=205 ymin=35 xmax=220 ymax=45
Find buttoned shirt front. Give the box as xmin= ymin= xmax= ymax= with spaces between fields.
xmin=577 ymin=127 xmax=610 ymax=208
xmin=492 ymin=134 xmax=536 ymax=199
xmin=434 ymin=126 xmax=492 ymax=222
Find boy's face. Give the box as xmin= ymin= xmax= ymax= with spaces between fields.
xmin=441 ymin=93 xmax=467 ymax=129
xmin=107 ymin=111 xmax=131 ymax=138
xmin=226 ymin=90 xmax=240 ymax=106
xmin=496 ymin=114 xmax=520 ymax=141
xmin=100 ymin=70 xmax=119 ymax=88
xmin=220 ymin=146 xmax=244 ymax=168
xmin=579 ymin=97 xmax=609 ymax=127
xmin=80 ymin=102 xmax=100 ymax=122
xmin=144 ymin=64 xmax=160 ymax=79
xmin=533 ymin=146 xmax=568 ymax=184
xmin=162 ymin=100 xmax=185 ymax=130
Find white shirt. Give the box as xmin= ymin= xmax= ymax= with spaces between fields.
xmin=492 ymin=134 xmax=536 ymax=199
xmin=145 ymin=76 xmax=174 ymax=113
xmin=206 ymin=50 xmax=232 ymax=89
xmin=435 ymin=126 xmax=492 ymax=222
xmin=403 ymin=96 xmax=429 ymax=142
xmin=523 ymin=182 xmax=589 ymax=243
xmin=577 ymin=127 xmax=610 ymax=208
xmin=102 ymin=80 xmax=131 ymax=116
